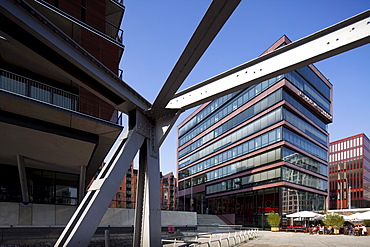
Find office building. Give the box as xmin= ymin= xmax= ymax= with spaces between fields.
xmin=329 ymin=133 xmax=370 ymax=209
xmin=177 ymin=36 xmax=332 ymax=227
xmin=0 ymin=0 xmax=124 ymax=208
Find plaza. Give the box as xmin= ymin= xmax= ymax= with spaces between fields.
xmin=241 ymin=231 xmax=370 ymax=247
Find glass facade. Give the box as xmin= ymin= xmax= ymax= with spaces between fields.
xmin=177 ymin=37 xmax=332 ymax=228
xmin=0 ymin=164 xmax=79 ymax=205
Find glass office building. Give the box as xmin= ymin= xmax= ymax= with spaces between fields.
xmin=329 ymin=133 xmax=370 ymax=209
xmin=177 ymin=36 xmax=332 ymax=227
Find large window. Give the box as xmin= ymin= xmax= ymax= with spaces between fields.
xmin=28 ymin=168 xmax=79 ymax=205
xmin=179 ymin=148 xmax=282 ymax=189
xmin=283 ymin=108 xmax=328 ymax=146
xmin=178 ymin=75 xmax=284 ymax=146
xmin=282 ymin=167 xmax=327 ymax=191
xmin=179 ymin=89 xmax=283 ymax=158
xmin=283 ymin=147 xmax=328 ymax=176
xmin=0 ymin=164 xmax=79 ymax=205
xmin=206 ymin=167 xmax=281 ymax=195
xmin=179 ymin=125 xmax=283 ymax=169
xmin=284 ymin=70 xmax=330 ymax=112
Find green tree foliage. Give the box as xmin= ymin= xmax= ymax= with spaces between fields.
xmin=267 ymin=211 xmax=281 ymax=227
xmin=363 ymin=220 xmax=370 ymax=226
xmin=323 ymin=213 xmax=344 ymax=229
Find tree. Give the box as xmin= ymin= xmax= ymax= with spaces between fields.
xmin=267 ymin=211 xmax=281 ymax=231
xmin=323 ymin=213 xmax=344 ymax=232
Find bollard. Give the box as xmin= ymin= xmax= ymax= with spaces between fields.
xmin=105 ymin=229 xmax=110 ymax=247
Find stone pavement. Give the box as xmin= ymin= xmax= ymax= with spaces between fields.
xmin=239 ymin=230 xmax=370 ymax=247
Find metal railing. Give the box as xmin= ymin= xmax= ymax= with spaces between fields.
xmin=162 ymin=228 xmax=259 ymax=247
xmin=106 ymin=21 xmax=124 ymax=44
xmin=0 ymin=69 xmax=78 ymax=111
xmin=0 ymin=69 xmax=121 ymax=125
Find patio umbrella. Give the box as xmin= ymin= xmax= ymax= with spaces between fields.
xmin=357 ymin=211 xmax=370 ymax=220
xmin=343 ymin=213 xmax=363 ymax=221
xmin=286 ymin=211 xmax=324 ymax=218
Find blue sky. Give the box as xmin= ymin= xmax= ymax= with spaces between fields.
xmin=119 ymin=1 xmax=370 ymax=175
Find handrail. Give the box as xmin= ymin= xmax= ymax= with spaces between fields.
xmin=106 ymin=21 xmax=124 ymax=44
xmin=0 ymin=69 xmax=78 ymax=111
xmin=0 ymin=69 xmax=121 ymax=125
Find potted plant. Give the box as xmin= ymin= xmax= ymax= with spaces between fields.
xmin=267 ymin=211 xmax=281 ymax=231
xmin=323 ymin=213 xmax=344 ymax=234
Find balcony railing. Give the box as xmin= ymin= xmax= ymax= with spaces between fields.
xmin=105 ymin=21 xmax=124 ymax=44
xmin=0 ymin=69 xmax=121 ymax=125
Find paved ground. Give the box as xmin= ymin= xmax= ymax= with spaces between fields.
xmin=239 ymin=231 xmax=370 ymax=247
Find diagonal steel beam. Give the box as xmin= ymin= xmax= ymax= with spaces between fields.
xmin=54 ymin=127 xmax=146 ymax=246
xmin=166 ymin=9 xmax=370 ymax=110
xmin=150 ymin=0 xmax=241 ymax=116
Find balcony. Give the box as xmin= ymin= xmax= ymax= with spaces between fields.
xmin=0 ymin=69 xmax=121 ymax=125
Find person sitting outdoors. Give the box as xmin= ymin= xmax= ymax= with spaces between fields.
xmin=319 ymin=225 xmax=325 ymax=234
xmin=325 ymin=225 xmax=333 ymax=235
xmin=347 ymin=224 xmax=354 ymax=235
xmin=310 ymin=224 xmax=320 ymax=234
xmin=360 ymin=224 xmax=367 ymax=236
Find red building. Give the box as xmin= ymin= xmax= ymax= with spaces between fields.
xmin=329 ymin=133 xmax=370 ymax=209
xmin=106 ymin=165 xmax=177 ymax=210
xmin=160 ymin=172 xmax=177 ymax=211
xmin=109 ymin=163 xmax=138 ymax=209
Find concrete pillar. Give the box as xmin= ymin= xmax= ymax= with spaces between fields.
xmin=17 ymin=155 xmax=29 ymax=204
xmin=79 ymin=165 xmax=86 ymax=203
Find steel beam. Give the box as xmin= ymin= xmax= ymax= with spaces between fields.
xmin=166 ymin=9 xmax=370 ymax=110
xmin=134 ymin=139 xmax=161 ymax=246
xmin=54 ymin=129 xmax=145 ymax=246
xmin=151 ymin=0 xmax=241 ymax=117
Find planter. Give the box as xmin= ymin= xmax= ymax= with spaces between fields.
xmin=271 ymin=227 xmax=279 ymax=232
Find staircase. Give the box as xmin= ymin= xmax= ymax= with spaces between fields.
xmin=197 ymin=214 xmax=230 ymax=232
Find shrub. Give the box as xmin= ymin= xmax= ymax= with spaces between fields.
xmin=267 ymin=211 xmax=281 ymax=227
xmin=363 ymin=220 xmax=370 ymax=226
xmin=322 ymin=213 xmax=344 ymax=230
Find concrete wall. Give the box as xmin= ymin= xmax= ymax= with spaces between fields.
xmin=0 ymin=202 xmax=197 ymax=227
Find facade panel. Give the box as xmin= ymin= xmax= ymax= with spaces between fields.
xmin=177 ymin=36 xmax=332 ymax=227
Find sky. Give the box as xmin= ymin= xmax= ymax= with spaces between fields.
xmin=118 ymin=0 xmax=370 ymax=175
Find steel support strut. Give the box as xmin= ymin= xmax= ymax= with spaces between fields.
xmin=55 ymin=125 xmax=146 ymax=246
xmin=134 ymin=138 xmax=161 ymax=246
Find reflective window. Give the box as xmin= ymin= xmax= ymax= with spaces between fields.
xmin=206 ymin=167 xmax=281 ymax=195
xmin=282 ymin=108 xmax=328 ymax=145
xmin=283 ymin=91 xmax=327 ymax=131
xmin=282 ymin=147 xmax=328 ymax=176
xmin=178 ymin=75 xmax=284 ymax=146
xmin=179 ymin=110 xmax=283 ymax=168
xmin=282 ymin=167 xmax=327 ymax=191
xmin=284 ymin=71 xmax=330 ymax=112
xmin=282 ymin=128 xmax=327 ymax=161
xmin=179 ymin=148 xmax=282 ymax=187
xmin=297 ymin=66 xmax=330 ymax=100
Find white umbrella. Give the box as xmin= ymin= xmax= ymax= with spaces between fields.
xmin=357 ymin=211 xmax=370 ymax=220
xmin=286 ymin=211 xmax=324 ymax=218
xmin=343 ymin=213 xmax=363 ymax=221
